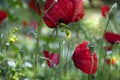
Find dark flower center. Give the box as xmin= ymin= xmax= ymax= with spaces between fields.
xmin=58 ymin=19 xmax=64 ymax=25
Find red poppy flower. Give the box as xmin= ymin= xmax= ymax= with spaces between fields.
xmin=104 ymin=45 xmax=113 ymax=51
xmin=43 ymin=0 xmax=85 ymax=28
xmin=43 ymin=50 xmax=60 ymax=68
xmin=101 ymin=5 xmax=110 ymax=18
xmin=29 ymin=0 xmax=41 ymax=15
xmin=104 ymin=32 xmax=120 ymax=44
xmin=72 ymin=41 xmax=98 ymax=74
xmin=105 ymin=57 xmax=117 ymax=65
xmin=0 ymin=10 xmax=7 ymax=23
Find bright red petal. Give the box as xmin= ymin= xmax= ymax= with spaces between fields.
xmin=44 ymin=0 xmax=84 ymax=28
xmin=72 ymin=0 xmax=85 ymax=22
xmin=0 ymin=10 xmax=7 ymax=23
xmin=104 ymin=32 xmax=120 ymax=44
xmin=76 ymin=41 xmax=88 ymax=49
xmin=72 ymin=41 xmax=98 ymax=74
xmin=73 ymin=41 xmax=88 ymax=58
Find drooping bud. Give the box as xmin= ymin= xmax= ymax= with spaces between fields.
xmin=59 ymin=23 xmax=67 ymax=27
xmin=65 ymin=30 xmax=71 ymax=38
xmin=88 ymin=42 xmax=96 ymax=53
xmin=108 ymin=3 xmax=117 ymax=20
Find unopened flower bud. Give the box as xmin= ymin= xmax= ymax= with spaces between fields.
xmin=9 ymin=35 xmax=17 ymax=43
xmin=65 ymin=30 xmax=71 ymax=38
xmin=13 ymin=27 xmax=19 ymax=33
xmin=10 ymin=37 xmax=15 ymax=43
xmin=88 ymin=43 xmax=96 ymax=53
xmin=108 ymin=3 xmax=117 ymax=20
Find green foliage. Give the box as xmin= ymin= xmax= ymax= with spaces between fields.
xmin=0 ymin=0 xmax=120 ymax=80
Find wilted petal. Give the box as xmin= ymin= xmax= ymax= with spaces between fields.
xmin=48 ymin=53 xmax=60 ymax=68
xmin=43 ymin=50 xmax=60 ymax=68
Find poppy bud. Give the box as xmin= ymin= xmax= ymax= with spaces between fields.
xmin=20 ymin=48 xmax=24 ymax=57
xmin=9 ymin=36 xmax=17 ymax=43
xmin=88 ymin=43 xmax=96 ymax=53
xmin=65 ymin=30 xmax=71 ymax=38
xmin=59 ymin=23 xmax=67 ymax=27
xmin=108 ymin=3 xmax=117 ymax=20
xmin=6 ymin=42 xmax=10 ymax=50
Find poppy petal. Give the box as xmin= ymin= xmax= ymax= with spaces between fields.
xmin=72 ymin=0 xmax=85 ymax=21
xmin=43 ymin=50 xmax=60 ymax=68
xmin=44 ymin=0 xmax=84 ymax=28
xmin=48 ymin=53 xmax=60 ymax=68
xmin=101 ymin=5 xmax=110 ymax=18
xmin=72 ymin=41 xmax=98 ymax=74
xmin=104 ymin=32 xmax=120 ymax=44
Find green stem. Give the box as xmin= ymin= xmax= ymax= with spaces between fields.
xmin=19 ymin=48 xmax=24 ymax=79
xmin=88 ymin=56 xmax=94 ymax=80
xmin=108 ymin=63 xmax=111 ymax=80
xmin=64 ymin=44 xmax=69 ymax=79
xmin=56 ymin=28 xmax=61 ymax=55
xmin=97 ymin=19 xmax=110 ymax=79
xmin=56 ymin=27 xmax=61 ymax=80
xmin=34 ymin=23 xmax=40 ymax=80
xmin=45 ymin=29 xmax=56 ymax=49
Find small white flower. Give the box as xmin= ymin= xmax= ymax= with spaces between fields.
xmin=24 ymin=78 xmax=29 ymax=80
xmin=106 ymin=51 xmax=112 ymax=55
xmin=22 ymin=62 xmax=32 ymax=68
xmin=42 ymin=63 xmax=46 ymax=67
xmin=8 ymin=60 xmax=16 ymax=67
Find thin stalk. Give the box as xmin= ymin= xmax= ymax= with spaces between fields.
xmin=19 ymin=48 xmax=24 ymax=80
xmin=5 ymin=44 xmax=10 ymax=80
xmin=33 ymin=0 xmax=43 ymax=79
xmin=64 ymin=42 xmax=69 ymax=79
xmin=56 ymin=28 xmax=61 ymax=56
xmin=97 ymin=19 xmax=110 ymax=78
xmin=45 ymin=29 xmax=56 ymax=49
xmin=108 ymin=64 xmax=111 ymax=80
xmin=56 ymin=27 xmax=61 ymax=80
